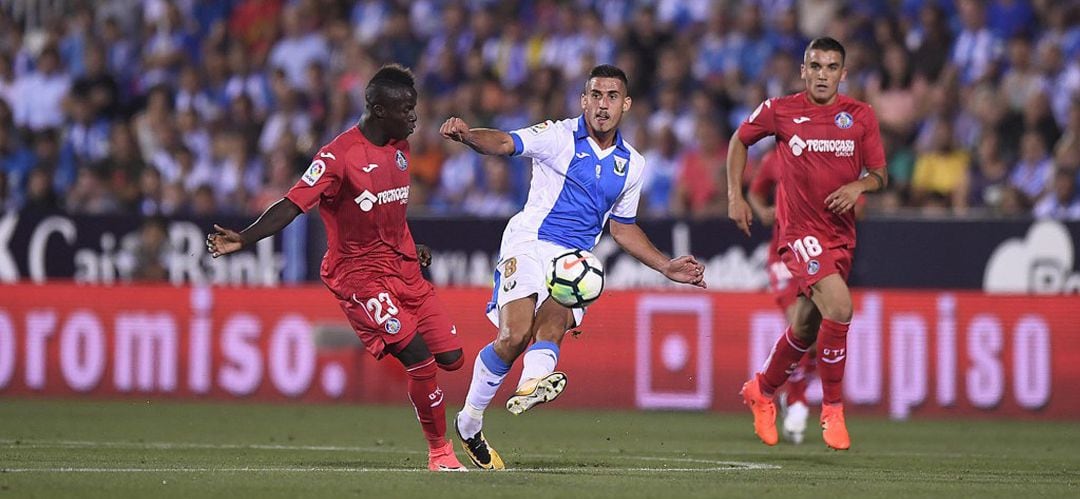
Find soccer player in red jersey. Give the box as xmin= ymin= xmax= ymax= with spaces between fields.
xmin=728 ymin=38 xmax=887 ymax=450
xmin=206 ymin=65 xmax=468 ymax=471
xmin=747 ymin=148 xmax=812 ymax=444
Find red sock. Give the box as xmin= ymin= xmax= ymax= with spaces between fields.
xmin=760 ymin=326 xmax=811 ymax=397
xmin=817 ymin=319 xmax=849 ymax=405
xmin=785 ymin=353 xmax=815 ymax=405
xmin=405 ymin=359 xmax=447 ymax=451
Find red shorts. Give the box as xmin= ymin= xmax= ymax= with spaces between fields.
xmin=779 ymin=244 xmax=853 ymax=299
xmin=767 ymin=259 xmax=799 ymax=311
xmin=332 ymin=272 xmax=460 ymax=360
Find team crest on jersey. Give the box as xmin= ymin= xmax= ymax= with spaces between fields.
xmin=385 ymin=317 xmax=402 ymax=334
xmin=395 ymin=150 xmax=408 ymax=171
xmin=807 ymin=260 xmax=820 ymax=275
xmin=614 ymin=156 xmax=628 ymax=176
xmin=834 ymin=112 xmax=854 ymax=129
xmin=301 ymin=159 xmax=326 ymax=186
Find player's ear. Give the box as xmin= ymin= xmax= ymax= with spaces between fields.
xmin=622 ymin=96 xmax=632 ymax=113
xmin=799 ymin=63 xmax=807 ymax=79
xmin=840 ymin=67 xmax=848 ymax=82
xmin=580 ymin=92 xmax=587 ymax=111
xmin=372 ymin=103 xmax=386 ymax=119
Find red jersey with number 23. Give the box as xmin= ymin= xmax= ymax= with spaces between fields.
xmin=738 ymin=91 xmax=884 ymax=249
xmin=285 ymin=126 xmax=419 ymax=291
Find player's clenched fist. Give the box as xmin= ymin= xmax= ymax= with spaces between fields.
xmin=728 ymin=197 xmax=754 ymax=237
xmin=440 ymin=117 xmax=471 ymax=142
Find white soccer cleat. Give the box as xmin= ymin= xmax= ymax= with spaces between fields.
xmin=782 ymin=399 xmax=809 ymax=445
xmin=505 ymin=371 xmax=567 ymax=415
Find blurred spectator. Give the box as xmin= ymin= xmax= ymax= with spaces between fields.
xmin=911 ymin=120 xmax=971 ymax=211
xmin=463 ymin=156 xmax=517 ymax=217
xmin=131 ymin=216 xmax=170 ymax=281
xmin=71 ymin=43 xmax=121 ymax=119
xmin=191 ymin=184 xmax=218 ymax=217
xmin=949 ymin=0 xmax=1003 ymax=86
xmin=1009 ymin=130 xmax=1054 ymax=204
xmin=65 ymin=168 xmax=120 ymax=215
xmin=96 ymin=123 xmax=145 ymax=209
xmin=12 ymin=47 xmax=70 ymax=132
xmin=24 ymin=168 xmax=60 ymax=212
xmin=640 ymin=126 xmax=682 ymax=218
xmin=671 ymin=119 xmax=727 ymax=220
xmin=268 ymin=4 xmax=328 ymax=90
xmin=1033 ymin=166 xmax=1080 ymax=220
xmin=965 ymin=132 xmax=1012 ymax=213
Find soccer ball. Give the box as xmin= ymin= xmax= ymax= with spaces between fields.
xmin=546 ymin=249 xmax=605 ymax=308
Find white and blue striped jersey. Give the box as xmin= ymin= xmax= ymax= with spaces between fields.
xmin=503 ymin=116 xmax=645 ymax=250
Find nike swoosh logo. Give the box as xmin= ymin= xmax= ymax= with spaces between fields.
xmin=821 ymin=355 xmax=846 ymax=364
xmin=562 ymin=256 xmax=588 ymax=270
xmin=320 ymin=151 xmax=337 ymax=160
xmin=793 ymin=117 xmax=811 ymax=124
xmin=575 ymin=152 xmax=590 ymax=159
xmin=362 ymin=164 xmax=378 ymax=172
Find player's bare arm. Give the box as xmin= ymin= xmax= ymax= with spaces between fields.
xmin=439 ymin=117 xmax=515 ymax=156
xmin=825 ymin=167 xmax=888 ymax=214
xmin=746 ymin=190 xmax=776 ymax=227
xmin=609 ymin=220 xmax=706 ymax=288
xmin=726 ymin=132 xmax=754 ymax=236
xmin=207 ymin=198 xmax=302 ymax=258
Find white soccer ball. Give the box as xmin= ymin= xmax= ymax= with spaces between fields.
xmin=546 ymin=249 xmax=605 ymax=308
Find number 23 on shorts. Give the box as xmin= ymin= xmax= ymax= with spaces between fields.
xmin=355 ymin=292 xmax=402 ymax=333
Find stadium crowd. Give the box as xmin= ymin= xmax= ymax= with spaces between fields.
xmin=0 ymin=0 xmax=1078 ymax=220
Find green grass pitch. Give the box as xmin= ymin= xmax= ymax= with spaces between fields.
xmin=1 ymin=399 xmax=1077 ymax=498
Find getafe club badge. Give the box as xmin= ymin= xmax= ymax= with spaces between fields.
xmin=614 ymin=156 xmax=628 ymax=176
xmin=385 ymin=317 xmax=402 ymax=334
xmin=834 ymin=112 xmax=853 ymax=129
xmin=395 ymin=150 xmax=408 ymax=171
xmin=808 ymin=260 xmax=820 ymax=275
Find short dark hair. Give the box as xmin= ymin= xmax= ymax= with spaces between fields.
xmin=366 ymin=64 xmax=416 ymax=106
xmin=805 ymin=37 xmax=846 ymax=65
xmin=585 ymin=64 xmax=629 ymax=93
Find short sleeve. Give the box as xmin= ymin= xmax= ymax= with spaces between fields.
xmin=509 ymin=120 xmax=567 ymax=164
xmin=737 ymin=99 xmax=777 ymax=147
xmin=860 ymin=106 xmax=886 ymax=169
xmin=285 ymin=150 xmax=343 ymax=212
xmin=610 ymin=153 xmax=645 ymax=223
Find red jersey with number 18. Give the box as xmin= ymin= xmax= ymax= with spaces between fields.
xmin=737 ymin=91 xmax=884 ymax=249
xmin=285 ymin=126 xmax=419 ymax=291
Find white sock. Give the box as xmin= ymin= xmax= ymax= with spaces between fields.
xmin=516 ymin=341 xmax=560 ymax=390
xmin=458 ymin=343 xmax=510 ymax=438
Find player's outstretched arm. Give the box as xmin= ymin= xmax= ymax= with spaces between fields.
xmin=726 ymin=132 xmax=753 ymax=237
xmin=207 ymin=198 xmax=302 ymax=258
xmin=439 ymin=116 xmax=515 ymax=156
xmin=609 ymin=220 xmax=707 ymax=289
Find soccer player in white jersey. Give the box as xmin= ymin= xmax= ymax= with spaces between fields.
xmin=439 ymin=64 xmax=707 ymax=470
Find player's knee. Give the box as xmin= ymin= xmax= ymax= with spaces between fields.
xmin=791 ymin=321 xmax=818 ymax=343
xmin=434 ymin=349 xmax=464 ymax=371
xmin=494 ymin=329 xmax=531 ymax=359
xmin=403 ymin=357 xmax=437 ymax=380
xmin=822 ymin=296 xmax=853 ymax=323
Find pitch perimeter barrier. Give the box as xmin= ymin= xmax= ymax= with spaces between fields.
xmin=1 ymin=283 xmax=1077 ymax=419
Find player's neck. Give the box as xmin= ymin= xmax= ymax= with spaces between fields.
xmin=587 ymin=126 xmax=618 ymax=150
xmin=357 ymin=117 xmax=391 ymax=146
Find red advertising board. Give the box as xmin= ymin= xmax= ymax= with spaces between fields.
xmin=0 ymin=284 xmax=1077 ymax=419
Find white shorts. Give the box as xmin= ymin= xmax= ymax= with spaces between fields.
xmin=486 ymin=239 xmax=586 ymax=328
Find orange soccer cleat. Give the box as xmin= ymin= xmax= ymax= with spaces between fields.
xmin=740 ymin=375 xmax=778 ymax=446
xmin=427 ymin=440 xmax=468 ymax=472
xmin=820 ymin=404 xmax=851 ymax=450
